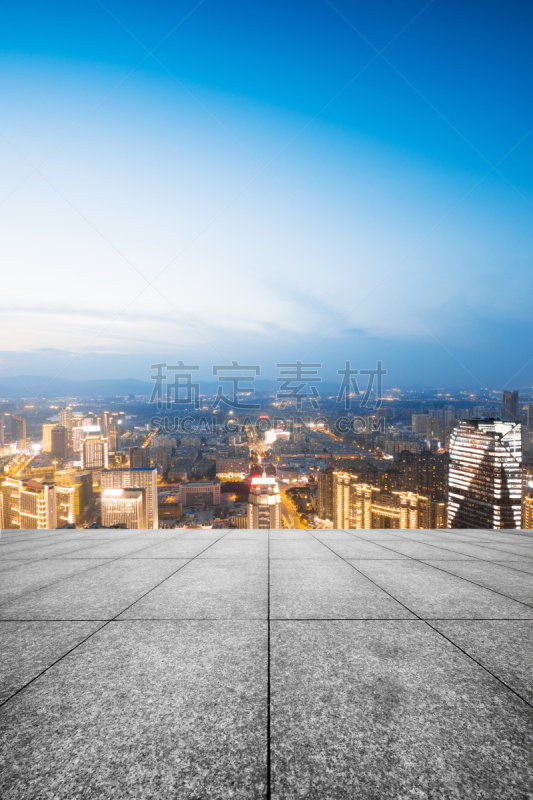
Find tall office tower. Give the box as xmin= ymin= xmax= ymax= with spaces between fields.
xmin=332 ymin=471 xmax=355 ymax=528
xmin=502 ymin=390 xmax=519 ymax=420
xmin=58 ymin=407 xmax=72 ymax=431
xmin=0 ymin=416 xmax=4 ymax=446
xmin=19 ymin=480 xmax=57 ymax=529
xmin=521 ymin=459 xmax=533 ymax=529
xmin=56 ymin=485 xmax=76 ymax=526
xmin=42 ymin=423 xmax=57 ymax=453
xmin=317 ymin=467 xmax=334 ymax=521
xmin=11 ymin=416 xmax=27 ymax=444
xmin=527 ymin=404 xmax=533 ymax=427
xmin=426 ymin=417 xmax=446 ymax=444
xmin=100 ymin=469 xmax=158 ymax=528
xmin=448 ymin=419 xmax=522 ymax=529
xmin=72 ymin=426 xmax=84 ymax=453
xmin=51 ymin=426 xmax=68 ymax=459
xmin=73 ymin=472 xmax=93 ymax=515
xmin=129 ymin=447 xmax=150 ymax=469
xmin=412 ymin=414 xmax=429 ymax=435
xmin=247 ymin=476 xmax=281 ymax=528
xmin=101 ymin=488 xmax=146 ymax=528
xmin=81 ymin=435 xmax=109 ymax=470
xmin=156 ymin=446 xmax=170 ymax=475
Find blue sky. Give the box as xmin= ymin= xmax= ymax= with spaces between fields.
xmin=1 ymin=0 xmax=532 ymax=390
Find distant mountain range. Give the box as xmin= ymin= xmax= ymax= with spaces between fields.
xmin=0 ymin=375 xmax=353 ymax=400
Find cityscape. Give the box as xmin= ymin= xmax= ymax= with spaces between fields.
xmin=1 ymin=380 xmax=532 ymax=530
xmin=2 ymin=1 xmax=532 ymax=798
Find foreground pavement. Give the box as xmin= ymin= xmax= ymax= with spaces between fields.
xmin=1 ymin=527 xmax=532 ymax=799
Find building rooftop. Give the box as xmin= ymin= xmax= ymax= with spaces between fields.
xmin=1 ymin=527 xmax=532 ymax=798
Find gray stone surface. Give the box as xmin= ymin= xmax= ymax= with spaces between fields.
xmin=1 ymin=528 xmax=532 ymax=798
xmin=0 ymin=559 xmax=188 ymax=620
xmin=422 ymin=559 xmax=533 ymax=605
xmin=0 ymin=558 xmax=112 ymax=603
xmin=119 ymin=559 xmax=268 ymax=619
xmin=351 ymin=559 xmax=533 ymax=618
xmin=270 ymin=559 xmax=414 ymax=619
xmin=431 ymin=620 xmax=533 ymax=705
xmin=0 ymin=620 xmax=104 ymax=703
xmin=0 ymin=621 xmax=267 ymax=799
xmin=271 ymin=620 xmax=533 ymax=799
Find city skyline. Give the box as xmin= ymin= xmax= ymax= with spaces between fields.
xmin=1 ymin=0 xmax=532 ymax=390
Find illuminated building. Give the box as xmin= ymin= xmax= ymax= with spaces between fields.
xmin=247 ymin=475 xmax=281 ymax=528
xmin=522 ymin=459 xmax=533 ymax=529
xmin=72 ymin=426 xmax=84 ymax=452
xmin=58 ymin=407 xmax=72 ymax=431
xmin=178 ymin=481 xmax=221 ymax=507
xmin=216 ymin=457 xmax=249 ymax=478
xmin=317 ymin=467 xmax=334 ymax=521
xmin=100 ymin=468 xmax=158 ymax=528
xmin=81 ymin=434 xmax=109 ymax=470
xmin=0 ymin=416 xmax=4 ymax=446
xmin=56 ymin=485 xmax=76 ymax=526
xmin=51 ymin=426 xmax=68 ymax=459
xmin=264 ymin=429 xmax=290 ymax=446
xmin=426 ymin=417 xmax=446 ymax=444
xmin=448 ymin=419 xmax=521 ymax=529
xmin=101 ymin=488 xmax=146 ymax=529
xmin=332 ymin=470 xmax=443 ymax=529
xmin=502 ymin=390 xmax=518 ymax=421
xmin=1 ymin=479 xmax=59 ymax=529
xmin=42 ymin=423 xmax=56 ymax=453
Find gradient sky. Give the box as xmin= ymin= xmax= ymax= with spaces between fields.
xmin=1 ymin=0 xmax=532 ymax=390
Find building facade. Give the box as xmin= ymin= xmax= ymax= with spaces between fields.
xmin=100 ymin=468 xmax=158 ymax=529
xmin=247 ymin=476 xmax=281 ymax=528
xmin=101 ymin=488 xmax=146 ymax=528
xmin=448 ymin=419 xmax=522 ymax=529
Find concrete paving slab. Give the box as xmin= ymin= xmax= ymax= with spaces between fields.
xmin=0 ymin=621 xmax=267 ymax=800
xmin=0 ymin=560 xmax=188 ymax=620
xmin=270 ymin=559 xmax=414 ymax=619
xmin=123 ymin=538 xmax=219 ymax=559
xmin=422 ymin=560 xmax=533 ymax=606
xmin=419 ymin=541 xmax=533 ymax=561
xmin=0 ymin=558 xmax=113 ymax=604
xmin=317 ymin=538 xmax=410 ymax=559
xmin=269 ymin=540 xmax=338 ymax=559
xmin=271 ymin=620 xmax=533 ymax=799
xmin=372 ymin=539 xmax=478 ymax=560
xmin=0 ymin=620 xmax=104 ymax=704
xmin=351 ymin=560 xmax=533 ymax=619
xmin=198 ymin=539 xmax=268 ymax=559
xmin=430 ymin=620 xmax=533 ymax=705
xmin=119 ymin=559 xmax=268 ymax=619
xmin=496 ymin=560 xmax=533 ymax=575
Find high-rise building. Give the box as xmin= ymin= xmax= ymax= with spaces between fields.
xmin=11 ymin=416 xmax=26 ymax=445
xmin=527 ymin=404 xmax=533 ymax=427
xmin=426 ymin=417 xmax=446 ymax=444
xmin=4 ymin=479 xmax=58 ymax=529
xmin=522 ymin=458 xmax=533 ymax=529
xmin=331 ymin=470 xmax=437 ymax=529
xmin=247 ymin=476 xmax=281 ymax=528
xmin=58 ymin=407 xmax=72 ymax=431
xmin=42 ymin=423 xmax=57 ymax=453
xmin=100 ymin=469 xmax=158 ymax=528
xmin=502 ymin=390 xmax=519 ymax=421
xmin=129 ymin=447 xmax=150 ymax=469
xmin=412 ymin=414 xmax=429 ymax=435
xmin=101 ymin=488 xmax=146 ymax=528
xmin=51 ymin=426 xmax=68 ymax=459
xmin=317 ymin=467 xmax=334 ymax=521
xmin=448 ymin=419 xmax=522 ymax=529
xmin=0 ymin=416 xmax=4 ymax=446
xmin=72 ymin=426 xmax=84 ymax=452
xmin=81 ymin=435 xmax=109 ymax=470
xmin=56 ymin=485 xmax=76 ymax=526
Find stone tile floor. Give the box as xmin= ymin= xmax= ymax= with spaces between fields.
xmin=1 ymin=527 xmax=532 ymax=799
